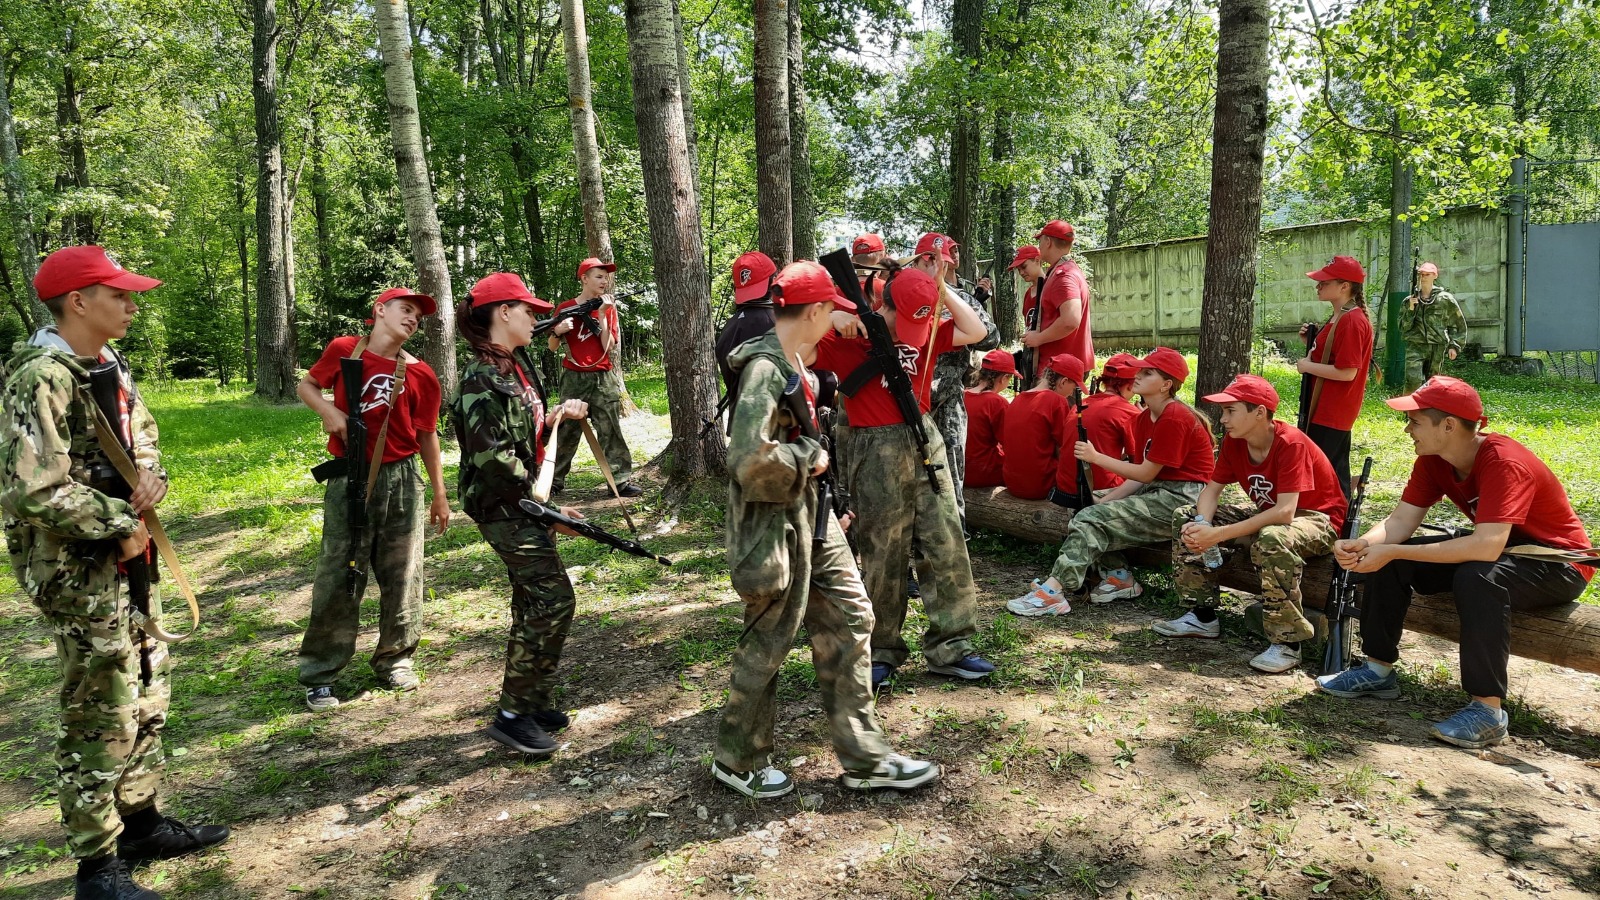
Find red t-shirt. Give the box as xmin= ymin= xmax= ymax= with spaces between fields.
xmin=1400 ymin=433 xmax=1594 ymax=581
xmin=963 ymin=389 xmax=1009 ymax=488
xmin=1082 ymin=392 xmax=1140 ymax=490
xmin=813 ymin=320 xmax=956 ymax=427
xmin=1307 ymin=306 xmax=1374 ymax=431
xmin=1128 ymin=402 xmax=1215 ymax=483
xmin=1213 ymin=421 xmax=1347 ymax=533
xmin=557 ymin=298 xmax=619 ymax=372
xmin=1002 ymin=390 xmax=1073 ymax=500
xmin=1037 ymin=258 xmax=1093 ymax=377
xmin=309 ymin=335 xmax=442 ymax=465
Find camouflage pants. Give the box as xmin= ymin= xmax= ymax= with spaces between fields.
xmin=299 ymin=457 xmax=425 ymax=687
xmin=39 ymin=566 xmax=170 ymax=858
xmin=930 ymin=387 xmax=968 ymax=516
xmin=553 ymin=368 xmax=633 ymax=488
xmin=717 ymin=510 xmax=892 ymax=773
xmin=1171 ymin=504 xmax=1336 ymax=644
xmin=478 ymin=516 xmax=577 ymax=714
xmin=846 ymin=418 xmax=978 ymax=667
xmin=1048 ymin=480 xmax=1205 ymax=590
xmin=1403 ymin=342 xmax=1450 ymax=393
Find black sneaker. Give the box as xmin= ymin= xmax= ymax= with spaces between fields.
xmin=906 ymin=569 xmax=921 ymax=599
xmin=77 ymin=855 xmax=161 ymax=899
xmin=531 ymin=709 xmax=570 ymax=731
xmin=617 ymin=482 xmax=645 ymax=498
xmin=487 ymin=714 xmax=557 ymax=756
xmin=118 ymin=817 xmax=231 ymax=863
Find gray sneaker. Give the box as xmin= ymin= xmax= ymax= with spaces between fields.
xmin=384 ymin=669 xmax=421 ymax=692
xmin=840 ymin=753 xmax=941 ymax=791
xmin=1430 ymin=701 xmax=1508 ymax=749
xmin=1315 ymin=663 xmax=1400 ymax=700
xmin=712 ymin=760 xmax=793 ymax=799
xmin=305 ymin=686 xmax=339 ymax=712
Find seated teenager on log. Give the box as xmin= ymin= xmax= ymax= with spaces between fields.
xmin=1154 ymin=374 xmax=1347 ymax=674
xmin=1080 ymin=352 xmax=1142 ymax=490
xmin=1008 ymin=348 xmax=1214 ymax=616
xmin=1001 ymin=353 xmax=1084 ymax=502
xmin=964 ymin=349 xmax=1016 ymax=490
xmin=1316 ymin=376 xmax=1595 ymax=749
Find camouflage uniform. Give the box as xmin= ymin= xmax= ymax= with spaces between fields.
xmin=1170 ymin=503 xmax=1336 ymax=644
xmin=929 ymin=286 xmax=998 ymax=514
xmin=1401 ymin=286 xmax=1467 ymax=392
xmin=454 ymin=356 xmax=577 ymax=715
xmin=551 ymin=368 xmax=632 ymax=490
xmin=1047 ymin=481 xmax=1205 ymax=590
xmin=718 ymin=333 xmax=891 ymax=774
xmin=0 ymin=331 xmax=169 ymax=859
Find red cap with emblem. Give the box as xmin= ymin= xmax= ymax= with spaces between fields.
xmin=852 ymin=234 xmax=886 ymax=255
xmin=1385 ymin=375 xmax=1487 ymax=427
xmin=468 ymin=272 xmax=553 ymax=312
xmin=374 ymin=286 xmax=438 ymax=317
xmin=34 ymin=246 xmax=162 ymax=298
xmin=731 ymin=251 xmax=777 ymax=304
xmin=1203 ymin=373 xmax=1280 ymax=411
xmin=886 ymin=268 xmax=939 ymax=347
xmin=913 ymin=232 xmax=955 ymax=264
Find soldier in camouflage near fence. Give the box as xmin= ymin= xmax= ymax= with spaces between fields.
xmin=1401 ymin=262 xmax=1468 ymax=392
xmin=1152 ymin=374 xmax=1347 ymax=674
xmin=1 ymin=247 xmax=227 ymax=900
xmin=714 ymin=261 xmax=938 ymax=798
xmin=454 ymin=272 xmax=592 ymax=759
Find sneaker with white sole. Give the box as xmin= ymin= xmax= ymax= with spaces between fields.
xmin=1315 ymin=662 xmax=1401 ymax=699
xmin=840 ymin=753 xmax=941 ymax=791
xmin=1007 ymin=585 xmax=1072 ymax=617
xmin=1249 ymin=643 xmax=1301 ymax=674
xmin=926 ymin=654 xmax=996 ymax=680
xmin=1089 ymin=571 xmax=1143 ymax=604
xmin=712 ymin=760 xmax=794 ymax=799
xmin=305 ymin=686 xmax=339 ymax=712
xmin=1429 ymin=700 xmax=1508 ymax=749
xmin=1151 ymin=610 xmax=1221 ymax=639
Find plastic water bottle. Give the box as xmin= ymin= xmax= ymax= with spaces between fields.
xmin=1194 ymin=515 xmax=1224 ymax=569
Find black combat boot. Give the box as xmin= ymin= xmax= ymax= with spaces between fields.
xmin=75 ymin=855 xmax=161 ymax=900
xmin=117 ymin=814 xmax=231 ymax=863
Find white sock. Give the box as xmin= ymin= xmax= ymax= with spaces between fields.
xmin=500 ymin=709 xmax=519 ymax=720
xmin=1365 ymin=660 xmax=1393 ymax=677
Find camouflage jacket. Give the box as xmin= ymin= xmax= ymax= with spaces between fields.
xmin=1 ymin=330 xmax=161 ymax=613
xmin=453 ymin=352 xmax=547 ymax=522
xmin=725 ymin=332 xmax=823 ymax=601
xmin=931 ymin=286 xmax=998 ymax=414
xmin=1401 ymin=287 xmax=1467 ymax=350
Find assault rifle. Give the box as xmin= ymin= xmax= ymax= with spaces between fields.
xmin=533 ymin=288 xmax=646 ymax=340
xmin=1073 ymin=387 xmax=1094 ymax=509
xmin=1016 ymin=275 xmax=1044 ymax=390
xmin=518 ymin=498 xmax=671 ymax=565
xmin=818 ymin=248 xmax=943 ymax=492
xmin=1297 ymin=322 xmax=1320 ymax=431
xmin=338 ymin=354 xmax=370 ymax=601
xmin=87 ymin=360 xmax=155 ymax=685
xmin=1321 ymin=456 xmax=1375 ymax=676
xmin=779 ymin=369 xmax=844 ymax=549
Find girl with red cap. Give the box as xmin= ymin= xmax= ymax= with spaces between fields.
xmin=1080 ymin=352 xmax=1142 ymax=490
xmin=963 ymin=349 xmax=1016 ymax=489
xmin=1001 ymin=353 xmax=1085 ymax=504
xmin=1297 ymin=255 xmax=1374 ymax=499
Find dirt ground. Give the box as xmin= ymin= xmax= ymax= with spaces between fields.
xmin=4 ymin=410 xmax=1600 ymax=900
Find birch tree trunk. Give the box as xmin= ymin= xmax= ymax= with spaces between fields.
xmin=949 ymin=0 xmax=982 ymax=280
xmin=786 ymin=0 xmax=815 ymax=260
xmin=0 ymin=65 xmax=45 ymax=329
xmin=376 ymin=0 xmax=458 ymax=391
xmin=562 ymin=0 xmax=613 ymax=261
xmin=624 ymin=0 xmax=725 ymax=478
xmin=253 ymin=0 xmax=296 ymax=401
xmin=752 ymin=0 xmax=792 ymax=266
xmin=1195 ymin=0 xmax=1271 ymax=409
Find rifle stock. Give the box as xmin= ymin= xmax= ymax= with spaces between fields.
xmin=86 ymin=361 xmax=153 ymax=684
xmin=517 ymin=499 xmax=671 ymax=565
xmin=340 ymin=355 xmax=370 ymax=601
xmin=1321 ymin=456 xmax=1375 ymax=676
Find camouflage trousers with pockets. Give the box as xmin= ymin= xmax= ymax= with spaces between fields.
xmin=553 ymin=367 xmax=633 ymax=488
xmin=846 ymin=417 xmax=979 ymax=668
xmin=717 ymin=509 xmax=892 ymax=774
xmin=929 ymin=381 xmax=969 ymax=516
xmin=1403 ymin=342 xmax=1451 ymax=393
xmin=1048 ymin=480 xmax=1206 ymax=590
xmin=299 ymin=457 xmax=425 ymax=687
xmin=1172 ymin=503 xmax=1336 ymax=644
xmin=477 ymin=516 xmax=577 ymax=714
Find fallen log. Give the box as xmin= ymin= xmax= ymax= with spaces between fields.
xmin=964 ymin=486 xmax=1600 ymax=676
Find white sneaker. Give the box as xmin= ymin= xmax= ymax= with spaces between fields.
xmin=1249 ymin=644 xmax=1302 ymax=674
xmin=712 ymin=761 xmax=794 ymax=799
xmin=1007 ymin=585 xmax=1072 ymax=617
xmin=1089 ymin=571 xmax=1143 ymax=604
xmin=840 ymin=753 xmax=942 ymax=791
xmin=1151 ymin=610 xmax=1221 ymax=639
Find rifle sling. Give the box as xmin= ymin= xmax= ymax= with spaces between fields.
xmin=349 ymin=336 xmax=409 ymax=504
xmin=1305 ymin=309 xmax=1344 ymax=424
xmin=837 ymin=359 xmax=883 ymax=398
xmin=581 ymin=419 xmax=638 ymax=535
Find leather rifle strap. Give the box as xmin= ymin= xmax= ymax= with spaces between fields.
xmin=1305 ymin=309 xmax=1343 ymax=425
xmin=349 ymin=336 xmax=408 ymax=504
xmin=582 ymin=419 xmax=639 ymax=534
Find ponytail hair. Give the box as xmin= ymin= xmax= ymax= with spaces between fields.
xmin=455 ymin=297 xmax=517 ymax=377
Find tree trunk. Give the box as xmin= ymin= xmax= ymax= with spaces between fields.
xmin=563 ymin=0 xmax=613 ymax=261
xmin=752 ymin=0 xmax=792 ymax=266
xmin=312 ymin=111 xmax=335 ymax=344
xmin=1383 ymin=131 xmax=1413 ymax=389
xmin=253 ymin=0 xmax=296 ymax=401
xmin=1195 ymin=0 xmax=1271 ymax=412
xmin=672 ymin=0 xmax=702 ymax=210
xmin=54 ymin=50 xmax=94 ymax=245
xmin=0 ymin=66 xmax=45 ymax=329
xmin=234 ymin=165 xmax=254 ymax=383
xmin=786 ymin=0 xmax=815 ymax=260
xmin=948 ymin=0 xmax=982 ymax=280
xmin=376 ymin=0 xmax=458 ymax=392
xmin=990 ymin=107 xmax=1018 ymax=343
xmin=624 ymin=0 xmax=725 ymax=478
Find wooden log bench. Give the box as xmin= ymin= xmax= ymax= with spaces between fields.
xmin=963 ymin=486 xmax=1600 ymax=676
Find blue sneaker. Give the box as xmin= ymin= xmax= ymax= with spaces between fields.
xmin=871 ymin=663 xmax=896 ymax=692
xmin=1315 ymin=662 xmax=1400 ymax=699
xmin=1430 ymin=701 xmax=1509 ymax=749
xmin=927 ymin=654 xmax=995 ymax=681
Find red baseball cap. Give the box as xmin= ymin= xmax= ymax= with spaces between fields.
xmin=1034 ymin=220 xmax=1075 ymax=242
xmin=1417 ymin=261 xmax=1439 ymax=276
xmin=774 ymin=261 xmax=855 ymax=312
xmin=913 ymin=232 xmax=955 ymax=264
xmin=731 ymin=251 xmax=777 ymax=304
xmin=1007 ymin=245 xmax=1040 ymax=270
xmin=1307 ymin=255 xmax=1366 ymax=284
xmin=1101 ymin=351 xmax=1140 ymax=379
xmin=34 ymin=246 xmax=162 ymax=299
xmin=468 ymin=272 xmax=553 ymax=312
xmin=1203 ymin=373 xmax=1280 ymax=411
xmin=1046 ymin=353 xmax=1088 ymax=392
xmin=1385 ymin=375 xmax=1487 ymax=427
xmin=886 ymin=268 xmax=940 ymax=346
xmin=577 ymin=257 xmax=618 ymax=279
xmin=852 ymin=233 xmax=886 ymax=255
xmin=374 ymin=286 xmax=438 ymax=317
xmin=1135 ymin=347 xmax=1189 ymax=383
xmin=980 ymin=348 xmax=1018 ymax=375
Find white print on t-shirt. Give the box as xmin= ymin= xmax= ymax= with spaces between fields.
xmin=1247 ymin=474 xmax=1275 ymax=508
xmin=879 ymin=343 xmax=923 ymax=390
xmin=358 ymin=373 xmax=405 ymax=414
